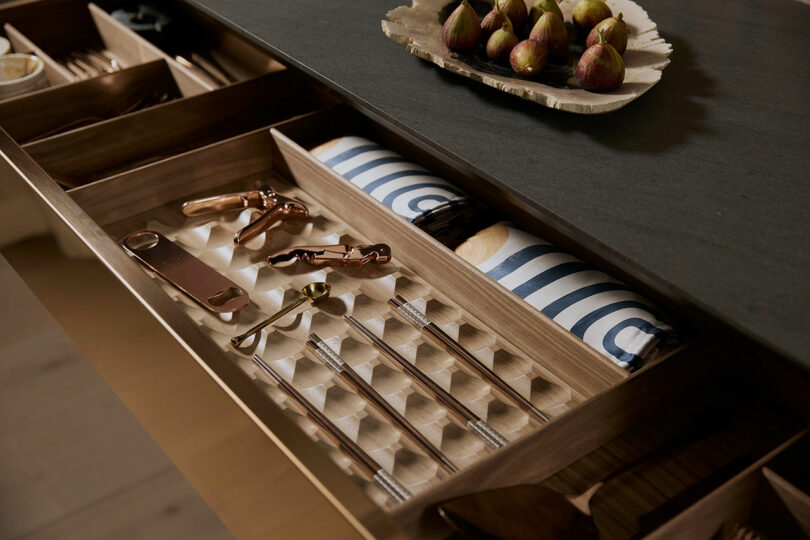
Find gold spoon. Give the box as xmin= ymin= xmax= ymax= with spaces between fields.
xmin=231 ymin=282 xmax=331 ymax=347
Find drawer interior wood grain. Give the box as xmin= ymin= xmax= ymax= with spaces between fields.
xmin=648 ymin=432 xmax=810 ymax=540
xmin=0 ymin=60 xmax=182 ymax=144
xmin=22 ymin=70 xmax=328 ymax=188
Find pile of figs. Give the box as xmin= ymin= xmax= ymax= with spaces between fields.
xmin=441 ymin=0 xmax=628 ymax=92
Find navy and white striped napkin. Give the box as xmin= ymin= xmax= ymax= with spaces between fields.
xmin=312 ymin=136 xmax=477 ymax=246
xmin=456 ymin=223 xmax=675 ymax=370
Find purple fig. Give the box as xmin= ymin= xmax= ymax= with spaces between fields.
xmin=481 ymin=2 xmax=506 ymax=41
xmin=509 ymin=39 xmax=548 ymax=77
xmin=497 ymin=0 xmax=528 ymax=31
xmin=572 ymin=0 xmax=612 ymax=32
xmin=487 ymin=19 xmax=519 ymax=63
xmin=529 ymin=11 xmax=569 ymax=59
xmin=442 ymin=0 xmax=482 ymax=53
xmin=575 ymin=29 xmax=624 ymax=91
xmin=586 ymin=12 xmax=627 ymax=54
xmin=529 ymin=0 xmax=563 ymax=26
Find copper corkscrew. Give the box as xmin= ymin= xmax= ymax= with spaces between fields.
xmin=181 ymin=188 xmax=309 ymax=246
xmin=266 ymin=244 xmax=392 ymax=267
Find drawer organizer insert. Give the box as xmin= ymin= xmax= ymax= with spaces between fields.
xmin=2 ymin=1 xmax=809 ymax=539
xmin=61 ymin=114 xmax=682 ymax=518
xmin=49 ymin=111 xmax=810 ymax=539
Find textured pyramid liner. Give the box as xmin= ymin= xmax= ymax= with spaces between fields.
xmin=106 ymin=172 xmax=574 ymax=506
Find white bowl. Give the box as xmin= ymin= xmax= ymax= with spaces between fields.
xmin=0 ymin=53 xmax=48 ymax=99
xmin=0 ymin=37 xmax=10 ymax=56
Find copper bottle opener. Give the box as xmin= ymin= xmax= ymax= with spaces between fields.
xmin=181 ymin=188 xmax=309 ymax=246
xmin=266 ymin=244 xmax=392 ymax=267
xmin=122 ymin=230 xmax=249 ymax=313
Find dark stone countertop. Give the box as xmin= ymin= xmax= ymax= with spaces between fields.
xmin=190 ymin=0 xmax=810 ymax=368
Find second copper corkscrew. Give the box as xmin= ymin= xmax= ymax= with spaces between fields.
xmin=182 ymin=187 xmax=309 ymax=246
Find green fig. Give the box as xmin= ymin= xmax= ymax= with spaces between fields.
xmin=487 ymin=19 xmax=519 ymax=63
xmin=442 ymin=0 xmax=483 ymax=52
xmin=529 ymin=11 xmax=569 ymax=59
xmin=529 ymin=0 xmax=563 ymax=26
xmin=586 ymin=12 xmax=627 ymax=54
xmin=510 ymin=39 xmax=548 ymax=77
xmin=497 ymin=0 xmax=528 ymax=31
xmin=575 ymin=29 xmax=624 ymax=91
xmin=572 ymin=0 xmax=612 ymax=32
xmin=481 ymin=2 xmax=506 ymax=41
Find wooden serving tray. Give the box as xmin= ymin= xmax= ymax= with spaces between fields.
xmin=1 ymin=1 xmax=808 ymax=539
xmin=382 ymin=0 xmax=673 ymax=113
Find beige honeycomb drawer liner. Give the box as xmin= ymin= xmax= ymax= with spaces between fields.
xmin=104 ymin=174 xmax=573 ymax=506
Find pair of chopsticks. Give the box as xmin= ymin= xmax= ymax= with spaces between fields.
xmin=389 ymin=295 xmax=550 ymax=423
xmin=247 ymin=295 xmax=546 ymax=501
xmin=307 ymin=334 xmax=459 ymax=474
xmin=251 ymin=354 xmax=411 ymax=503
xmin=345 ymin=316 xmax=509 ymax=450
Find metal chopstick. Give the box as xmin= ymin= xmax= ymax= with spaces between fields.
xmin=344 ymin=316 xmax=508 ymax=449
xmin=307 ymin=334 xmax=459 ymax=474
xmin=251 ymin=354 xmax=411 ymax=503
xmin=389 ymin=295 xmax=549 ymax=423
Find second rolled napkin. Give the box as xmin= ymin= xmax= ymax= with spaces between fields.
xmin=456 ymin=223 xmax=675 ymax=370
xmin=311 ymin=136 xmax=477 ymax=247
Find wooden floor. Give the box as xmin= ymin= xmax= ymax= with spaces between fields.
xmin=0 ymin=253 xmax=232 ymax=539
xmin=2 ymin=236 xmax=362 ymax=540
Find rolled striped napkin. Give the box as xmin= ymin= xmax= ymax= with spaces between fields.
xmin=456 ymin=223 xmax=675 ymax=370
xmin=311 ymin=136 xmax=477 ymax=247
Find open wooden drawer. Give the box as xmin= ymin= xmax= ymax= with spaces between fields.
xmin=2 ymin=2 xmax=810 ymax=539
xmin=1 ymin=0 xmax=284 ymax=91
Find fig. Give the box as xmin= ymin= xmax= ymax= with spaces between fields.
xmin=487 ymin=19 xmax=519 ymax=63
xmin=529 ymin=0 xmax=563 ymax=26
xmin=481 ymin=3 xmax=506 ymax=41
xmin=509 ymin=39 xmax=548 ymax=77
xmin=575 ymin=29 xmax=624 ymax=91
xmin=497 ymin=0 xmax=528 ymax=31
xmin=442 ymin=0 xmax=482 ymax=53
xmin=529 ymin=11 xmax=569 ymax=59
xmin=586 ymin=12 xmax=627 ymax=55
xmin=572 ymin=0 xmax=612 ymax=32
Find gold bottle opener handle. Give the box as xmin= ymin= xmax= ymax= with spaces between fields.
xmin=122 ymin=230 xmax=249 ymax=314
